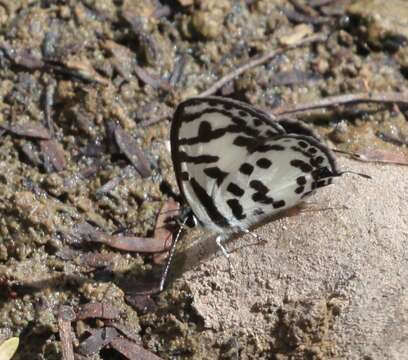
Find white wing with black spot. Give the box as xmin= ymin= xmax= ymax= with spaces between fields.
xmin=170 ymin=96 xmax=338 ymax=233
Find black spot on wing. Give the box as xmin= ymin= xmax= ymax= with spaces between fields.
xmin=273 ymin=200 xmax=286 ymax=208
xmin=256 ymin=144 xmax=285 ymax=153
xmin=296 ymin=176 xmax=307 ymax=185
xmin=252 ymin=192 xmax=274 ymax=204
xmin=226 ymin=199 xmax=246 ymax=220
xmin=249 ymin=180 xmax=269 ymax=194
xmin=189 ymin=177 xmax=229 ymax=227
xmin=203 ymin=167 xmax=229 ymax=186
xmin=179 ymin=151 xmax=219 ymax=164
xmin=239 ymin=163 xmax=254 ymax=175
xmin=181 ymin=97 xmax=284 ymax=132
xmin=256 ymin=158 xmax=272 ymax=169
xmin=179 ymin=123 xmax=241 ymax=145
xmin=295 ymin=186 xmax=305 ymax=194
xmin=277 ymin=119 xmax=318 ymax=139
xmin=250 ymin=180 xmax=275 ymax=205
xmin=227 ymin=182 xmax=245 ymax=197
xmin=311 ymin=167 xmax=333 ymax=180
xmin=179 ymin=108 xmax=262 ymax=142
xmin=316 ymin=180 xmax=326 ymax=187
xmin=233 ymin=135 xmax=258 ymax=150
xmin=231 ymin=117 xmax=260 ymax=136
xmin=290 ymin=159 xmax=313 ymax=172
xmin=291 ymin=145 xmax=313 ymax=158
xmin=198 ymin=121 xmax=212 ymax=139
xmin=309 ymin=156 xmax=324 ymax=167
xmin=266 ymin=130 xmax=277 ymax=137
xmin=301 ymin=190 xmax=313 ymax=199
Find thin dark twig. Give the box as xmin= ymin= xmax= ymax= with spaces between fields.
xmin=272 ymin=92 xmax=408 ymax=116
xmin=333 ymin=148 xmax=408 ymax=166
xmin=44 ymin=79 xmax=56 ymax=137
xmin=198 ymin=33 xmax=327 ymax=97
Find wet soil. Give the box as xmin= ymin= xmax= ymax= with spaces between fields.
xmin=0 ymin=0 xmax=407 ymax=359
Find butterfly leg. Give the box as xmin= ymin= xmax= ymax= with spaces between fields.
xmin=241 ymin=228 xmax=267 ymax=246
xmin=215 ymin=234 xmax=235 ymax=277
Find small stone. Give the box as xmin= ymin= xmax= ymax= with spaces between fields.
xmin=192 ymin=9 xmax=225 ymax=40
xmin=279 ymin=24 xmax=314 ymax=46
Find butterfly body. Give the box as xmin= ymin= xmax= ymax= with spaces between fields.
xmin=170 ymin=96 xmax=338 ymax=235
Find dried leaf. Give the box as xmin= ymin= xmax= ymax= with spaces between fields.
xmin=104 ymin=321 xmax=141 ymax=343
xmin=114 ymin=126 xmax=151 ymax=177
xmin=134 ymin=65 xmax=171 ymax=91
xmin=95 ymin=165 xmax=138 ymax=196
xmin=1 ymin=123 xmax=51 ymax=139
xmin=77 ymin=327 xmax=119 ymax=356
xmin=58 ymin=306 xmax=76 ymax=360
xmin=93 ymin=233 xmax=166 ymax=253
xmin=19 ymin=141 xmax=43 ymax=167
xmin=110 ymin=337 xmax=164 ymax=360
xmin=101 ymin=40 xmax=135 ymax=80
xmin=63 ymin=56 xmax=110 ymax=85
xmin=125 ymin=294 xmax=157 ymax=313
xmin=153 ymin=199 xmax=179 ymax=264
xmin=40 ymin=139 xmax=66 ymax=172
xmin=77 ymin=302 xmax=120 ymax=320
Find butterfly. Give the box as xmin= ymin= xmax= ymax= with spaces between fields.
xmin=160 ymin=96 xmax=366 ymax=290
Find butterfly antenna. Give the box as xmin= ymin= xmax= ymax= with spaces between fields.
xmin=337 ymin=170 xmax=372 ymax=179
xmin=159 ymin=217 xmax=187 ymax=292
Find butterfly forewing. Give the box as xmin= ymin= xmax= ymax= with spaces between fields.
xmin=171 ymin=96 xmax=338 ymax=232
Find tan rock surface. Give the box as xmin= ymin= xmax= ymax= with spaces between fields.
xmin=179 ymin=157 xmax=408 ymax=359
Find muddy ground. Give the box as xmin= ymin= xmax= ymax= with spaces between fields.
xmin=0 ymin=0 xmax=407 ymax=359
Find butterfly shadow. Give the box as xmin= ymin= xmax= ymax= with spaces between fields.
xmin=165 ymin=206 xmax=306 ymax=284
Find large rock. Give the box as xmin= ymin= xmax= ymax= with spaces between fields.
xmin=179 ymin=157 xmax=408 ymax=359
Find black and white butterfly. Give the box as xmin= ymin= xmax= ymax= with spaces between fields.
xmin=160 ymin=96 xmax=364 ymax=290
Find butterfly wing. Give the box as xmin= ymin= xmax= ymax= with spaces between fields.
xmin=211 ymin=134 xmax=338 ymax=230
xmin=171 ymin=97 xmax=285 ymax=231
xmin=171 ymin=96 xmax=338 ymax=232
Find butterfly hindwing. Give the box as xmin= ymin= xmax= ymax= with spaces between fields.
xmin=212 ymin=135 xmax=337 ymax=229
xmin=170 ymin=96 xmax=338 ymax=232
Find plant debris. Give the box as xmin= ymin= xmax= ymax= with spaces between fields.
xmin=0 ymin=123 xmax=51 ymax=140
xmin=40 ymin=139 xmax=66 ymax=172
xmin=77 ymin=327 xmax=119 ymax=356
xmin=76 ymin=302 xmax=120 ymax=320
xmin=110 ymin=337 xmax=164 ymax=360
xmin=1 ymin=1 xmax=408 ymax=359
xmin=114 ymin=125 xmax=152 ymax=178
xmin=58 ymin=306 xmax=76 ymax=360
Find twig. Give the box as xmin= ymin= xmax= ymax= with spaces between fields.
xmin=58 ymin=306 xmax=76 ymax=360
xmin=198 ymin=33 xmax=327 ymax=97
xmin=44 ymin=79 xmax=56 ymax=137
xmin=333 ymin=148 xmax=408 ymax=166
xmin=272 ymin=92 xmax=408 ymax=116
